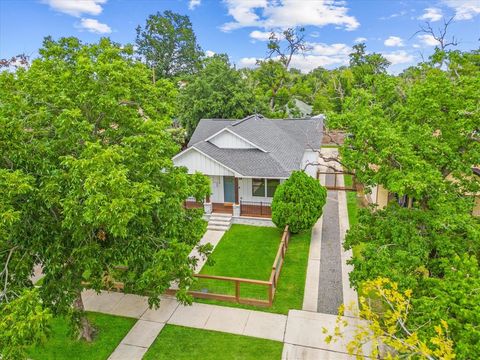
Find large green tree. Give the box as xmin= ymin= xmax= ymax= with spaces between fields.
xmin=136 ymin=11 xmax=203 ymax=79
xmin=178 ymin=54 xmax=255 ymax=137
xmin=335 ymin=48 xmax=480 ymax=357
xmin=0 ymin=37 xmax=210 ymax=345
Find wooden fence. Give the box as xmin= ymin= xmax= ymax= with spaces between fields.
xmin=171 ymin=225 xmax=290 ymax=307
xmin=317 ymin=171 xmax=357 ymax=191
xmin=105 ymin=226 xmax=291 ymax=307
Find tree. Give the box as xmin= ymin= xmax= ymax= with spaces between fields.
xmin=271 ymin=171 xmax=327 ymax=233
xmin=178 ymin=54 xmax=255 ymax=137
xmin=266 ymin=27 xmax=311 ymax=69
xmin=0 ymin=289 xmax=51 ymax=359
xmin=349 ymin=43 xmax=390 ymax=86
xmin=326 ymin=278 xmax=455 ymax=359
xmin=334 ymin=49 xmax=480 ymax=357
xmin=0 ymin=37 xmax=210 ymax=345
xmin=136 ymin=11 xmax=203 ymax=79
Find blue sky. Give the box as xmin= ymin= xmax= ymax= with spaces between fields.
xmin=1 ymin=0 xmax=479 ymax=73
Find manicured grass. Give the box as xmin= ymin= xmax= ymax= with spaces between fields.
xmin=344 ymin=174 xmax=358 ymax=227
xmin=193 ymin=224 xmax=282 ymax=301
xmin=28 ymin=312 xmax=136 ymax=360
xmin=196 ymin=229 xmax=311 ymax=314
xmin=143 ymin=324 xmax=283 ymax=360
xmin=200 ymin=224 xmax=282 ymax=279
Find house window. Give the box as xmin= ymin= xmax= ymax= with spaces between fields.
xmin=267 ymin=179 xmax=280 ymax=197
xmin=252 ymin=178 xmax=280 ymax=198
xmin=252 ymin=178 xmax=265 ymax=197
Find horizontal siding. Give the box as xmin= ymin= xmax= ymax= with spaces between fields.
xmin=174 ymin=149 xmax=234 ymax=176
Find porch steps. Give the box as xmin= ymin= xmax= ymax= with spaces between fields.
xmin=207 ymin=213 xmax=232 ymax=231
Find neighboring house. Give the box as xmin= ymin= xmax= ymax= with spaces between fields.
xmin=173 ymin=114 xmax=324 ymax=218
xmin=369 ymin=167 xmax=480 ymax=216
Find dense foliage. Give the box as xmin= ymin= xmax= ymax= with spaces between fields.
xmin=0 ymin=37 xmax=210 ymax=347
xmin=136 ymin=10 xmax=203 ymax=79
xmin=178 ymin=54 xmax=255 ymax=136
xmin=335 ymin=48 xmax=480 ymax=358
xmin=271 ymin=171 xmax=327 ymax=233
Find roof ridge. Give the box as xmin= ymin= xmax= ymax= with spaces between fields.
xmin=232 ymin=113 xmax=265 ymax=126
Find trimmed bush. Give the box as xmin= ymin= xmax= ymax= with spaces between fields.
xmin=271 ymin=171 xmax=327 ymax=233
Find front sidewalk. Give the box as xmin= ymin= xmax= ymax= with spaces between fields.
xmin=82 ymin=290 xmax=366 ymax=359
xmin=82 ymin=290 xmax=288 ymax=359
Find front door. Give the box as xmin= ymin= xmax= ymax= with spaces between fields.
xmin=223 ymin=176 xmax=235 ymax=203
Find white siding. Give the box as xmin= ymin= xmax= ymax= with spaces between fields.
xmin=174 ymin=149 xmax=234 ymax=176
xmin=210 ymin=176 xmax=224 ymax=202
xmin=301 ymin=150 xmax=318 ymax=178
xmin=209 ymin=131 xmax=256 ymax=149
xmin=238 ymin=177 xmax=285 ymax=203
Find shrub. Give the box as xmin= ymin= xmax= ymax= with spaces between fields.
xmin=271 ymin=171 xmax=327 ymax=233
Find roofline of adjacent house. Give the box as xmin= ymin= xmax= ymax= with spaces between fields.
xmin=204 ymin=127 xmax=268 ymax=153
xmin=172 ymin=146 xmax=244 ymax=177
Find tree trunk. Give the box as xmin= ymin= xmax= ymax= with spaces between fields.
xmin=73 ymin=293 xmax=95 ymax=342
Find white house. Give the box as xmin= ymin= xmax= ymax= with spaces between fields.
xmin=173 ymin=114 xmax=324 ymax=218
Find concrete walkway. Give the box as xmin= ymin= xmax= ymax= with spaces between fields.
xmin=82 ymin=290 xmax=288 ymax=359
xmin=189 ymin=229 xmax=225 ymax=273
xmin=83 ymin=290 xmax=366 ymax=359
xmin=317 ymin=173 xmax=344 ymax=314
xmin=106 ymin=228 xmax=227 ymax=359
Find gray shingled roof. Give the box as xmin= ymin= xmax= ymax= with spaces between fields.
xmin=185 ymin=114 xmax=323 ymax=178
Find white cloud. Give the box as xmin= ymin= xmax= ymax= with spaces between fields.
xmin=384 ymin=36 xmax=404 ymax=47
xmin=354 ymin=37 xmax=367 ymax=43
xmin=443 ymin=0 xmax=480 ymax=20
xmin=412 ymin=44 xmax=421 ymax=48
xmin=249 ymin=30 xmax=273 ymax=41
xmin=380 ymin=10 xmax=407 ymax=20
xmin=383 ymin=50 xmax=414 ymax=65
xmin=417 ymin=34 xmax=439 ymax=46
xmin=310 ymin=31 xmax=320 ymax=38
xmin=42 ymin=0 xmax=106 ymax=17
xmin=418 ymin=7 xmax=443 ymax=22
xmin=205 ymin=50 xmax=216 ymax=57
xmin=238 ymin=41 xmax=351 ymax=73
xmin=238 ymin=57 xmax=258 ymax=68
xmin=76 ymin=18 xmax=111 ymax=34
xmin=222 ymin=0 xmax=359 ymax=32
xmin=189 ymin=0 xmax=201 ymax=10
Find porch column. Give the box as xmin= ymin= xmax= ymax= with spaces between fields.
xmin=233 ymin=177 xmax=240 ymax=217
xmin=234 ymin=177 xmax=239 ymax=205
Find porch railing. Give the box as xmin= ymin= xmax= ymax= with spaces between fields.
xmin=184 ymin=200 xmax=203 ymax=209
xmin=240 ymin=200 xmax=272 ymax=218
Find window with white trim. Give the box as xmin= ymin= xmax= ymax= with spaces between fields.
xmin=252 ymin=178 xmax=265 ymax=197
xmin=252 ymin=178 xmax=280 ymax=198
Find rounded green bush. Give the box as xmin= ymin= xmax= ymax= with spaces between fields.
xmin=271 ymin=171 xmax=327 ymax=233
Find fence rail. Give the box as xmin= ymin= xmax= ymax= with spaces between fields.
xmin=183 ymin=225 xmax=290 ymax=307
xmin=104 ymin=226 xmax=290 ymax=307
xmin=317 ymin=171 xmax=357 ymax=191
xmin=240 ymin=200 xmax=272 ymax=218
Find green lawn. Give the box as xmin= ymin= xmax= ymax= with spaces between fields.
xmin=199 ymin=224 xmax=282 ymax=279
xmin=28 ymin=312 xmax=136 ymax=360
xmin=344 ymin=174 xmax=358 ymax=227
xmin=196 ymin=226 xmax=311 ymax=314
xmin=143 ymin=325 xmax=283 ymax=360
xmin=193 ymin=224 xmax=281 ymax=301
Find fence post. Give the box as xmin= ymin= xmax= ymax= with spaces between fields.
xmin=268 ymin=283 xmax=274 ymax=306
xmin=235 ymin=280 xmax=240 ymax=302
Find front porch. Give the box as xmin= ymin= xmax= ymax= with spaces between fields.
xmin=185 ymin=175 xmax=280 ymax=219
xmin=185 ymin=200 xmax=272 ymax=219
